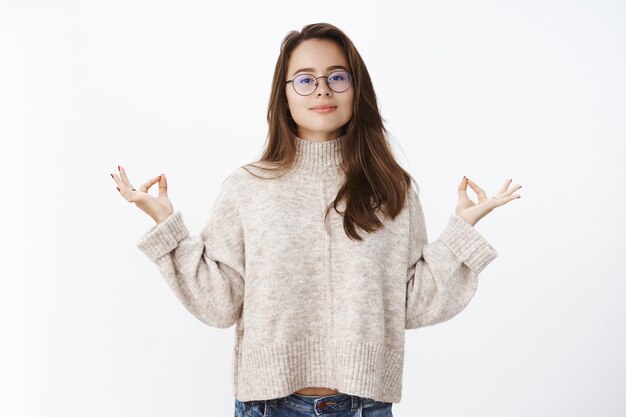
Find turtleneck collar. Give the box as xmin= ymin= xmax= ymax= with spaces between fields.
xmin=292 ymin=133 xmax=345 ymax=176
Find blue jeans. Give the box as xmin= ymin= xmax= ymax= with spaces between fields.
xmin=234 ymin=392 xmax=393 ymax=416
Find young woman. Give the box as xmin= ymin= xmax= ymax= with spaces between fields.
xmin=111 ymin=23 xmax=522 ymax=417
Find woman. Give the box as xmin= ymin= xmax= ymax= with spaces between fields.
xmin=111 ymin=22 xmax=521 ymax=417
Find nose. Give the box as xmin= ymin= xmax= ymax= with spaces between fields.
xmin=316 ymin=77 xmax=332 ymax=96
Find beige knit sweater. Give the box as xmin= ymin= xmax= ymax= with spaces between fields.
xmin=136 ymin=134 xmax=498 ymax=403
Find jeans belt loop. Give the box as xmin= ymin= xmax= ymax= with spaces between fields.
xmin=350 ymin=395 xmax=360 ymax=411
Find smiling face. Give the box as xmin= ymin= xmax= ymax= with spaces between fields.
xmin=285 ymin=38 xmax=354 ymax=142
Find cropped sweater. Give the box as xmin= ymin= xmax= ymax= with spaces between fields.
xmin=136 ymin=133 xmax=498 ymax=403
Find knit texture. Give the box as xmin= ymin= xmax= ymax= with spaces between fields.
xmin=136 ymin=133 xmax=498 ymax=403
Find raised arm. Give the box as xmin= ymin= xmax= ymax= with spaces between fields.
xmin=405 ymin=183 xmax=498 ymax=329
xmin=136 ymin=176 xmax=245 ymax=328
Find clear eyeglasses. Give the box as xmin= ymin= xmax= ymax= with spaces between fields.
xmin=286 ymin=70 xmax=353 ymax=96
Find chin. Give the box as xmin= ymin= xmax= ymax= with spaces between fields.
xmin=305 ymin=117 xmax=350 ymax=131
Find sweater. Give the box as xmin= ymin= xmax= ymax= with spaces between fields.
xmin=136 ymin=133 xmax=498 ymax=403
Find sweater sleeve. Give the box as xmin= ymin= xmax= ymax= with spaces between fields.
xmin=136 ymin=176 xmax=245 ymax=329
xmin=405 ymin=183 xmax=498 ymax=330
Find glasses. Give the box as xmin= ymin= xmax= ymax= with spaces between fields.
xmin=286 ymin=70 xmax=352 ymax=96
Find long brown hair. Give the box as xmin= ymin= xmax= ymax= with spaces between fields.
xmin=242 ymin=22 xmax=419 ymax=241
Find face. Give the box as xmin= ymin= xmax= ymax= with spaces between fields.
xmin=285 ymin=38 xmax=354 ymax=142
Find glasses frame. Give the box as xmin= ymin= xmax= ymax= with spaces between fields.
xmin=285 ymin=70 xmax=353 ymax=96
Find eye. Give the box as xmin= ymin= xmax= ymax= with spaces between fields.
xmin=296 ymin=75 xmax=314 ymax=84
xmin=330 ymin=71 xmax=349 ymax=80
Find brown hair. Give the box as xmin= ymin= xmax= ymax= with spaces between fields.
xmin=242 ymin=22 xmax=419 ymax=241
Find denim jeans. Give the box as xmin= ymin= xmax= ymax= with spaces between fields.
xmin=234 ymin=392 xmax=393 ymax=416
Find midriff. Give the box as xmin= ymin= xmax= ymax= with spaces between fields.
xmin=294 ymin=387 xmax=340 ymax=396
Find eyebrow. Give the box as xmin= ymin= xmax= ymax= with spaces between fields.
xmin=291 ymin=65 xmax=349 ymax=77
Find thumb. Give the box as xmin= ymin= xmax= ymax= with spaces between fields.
xmin=158 ymin=173 xmax=168 ymax=197
xmin=457 ymin=176 xmax=470 ymax=201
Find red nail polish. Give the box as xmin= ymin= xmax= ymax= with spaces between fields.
xmin=118 ymin=165 xmax=120 ymax=171
xmin=111 ymin=173 xmax=114 ymax=178
xmin=117 ymin=187 xmax=120 ymax=191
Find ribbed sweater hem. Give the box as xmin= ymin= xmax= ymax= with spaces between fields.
xmin=232 ymin=337 xmax=405 ymax=403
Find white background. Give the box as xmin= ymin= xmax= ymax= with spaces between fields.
xmin=1 ymin=0 xmax=625 ymax=416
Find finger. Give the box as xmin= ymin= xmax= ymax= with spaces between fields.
xmin=111 ymin=170 xmax=137 ymax=194
xmin=466 ymin=178 xmax=488 ymax=200
xmin=497 ymin=178 xmax=513 ymax=195
xmin=118 ymin=165 xmax=134 ymax=189
xmin=158 ymin=173 xmax=168 ymax=197
xmin=139 ymin=175 xmax=162 ymax=193
xmin=500 ymin=178 xmax=523 ymax=198
xmin=111 ymin=174 xmax=136 ymax=201
xmin=110 ymin=172 xmax=131 ymax=192
xmin=499 ymin=194 xmax=521 ymax=206
xmin=110 ymin=172 xmax=121 ymax=186
xmin=507 ymin=182 xmax=523 ymax=197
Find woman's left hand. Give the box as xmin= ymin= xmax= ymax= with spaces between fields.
xmin=455 ymin=177 xmax=522 ymax=226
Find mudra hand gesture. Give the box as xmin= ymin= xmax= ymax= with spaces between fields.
xmin=111 ymin=165 xmax=174 ymax=225
xmin=455 ymin=177 xmax=522 ymax=226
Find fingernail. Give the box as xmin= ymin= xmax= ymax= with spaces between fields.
xmin=116 ymin=187 xmax=120 ymax=191
xmin=118 ymin=165 xmax=120 ymax=171
xmin=111 ymin=173 xmax=114 ymax=178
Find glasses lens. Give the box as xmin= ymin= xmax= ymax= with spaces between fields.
xmin=327 ymin=71 xmax=351 ymax=93
xmin=293 ymin=74 xmax=317 ymax=95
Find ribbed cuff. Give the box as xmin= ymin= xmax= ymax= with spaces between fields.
xmin=438 ymin=214 xmax=498 ymax=274
xmin=136 ymin=211 xmax=190 ymax=262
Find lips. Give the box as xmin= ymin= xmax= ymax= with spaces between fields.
xmin=310 ymin=105 xmax=337 ymax=110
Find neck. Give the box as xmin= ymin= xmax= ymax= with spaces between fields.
xmin=292 ymin=133 xmax=345 ymax=176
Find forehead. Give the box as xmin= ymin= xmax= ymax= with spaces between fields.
xmin=287 ymin=39 xmax=349 ymax=76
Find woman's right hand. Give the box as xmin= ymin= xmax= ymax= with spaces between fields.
xmin=111 ymin=165 xmax=174 ymax=224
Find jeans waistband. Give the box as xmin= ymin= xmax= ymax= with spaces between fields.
xmin=268 ymin=392 xmax=362 ymax=413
